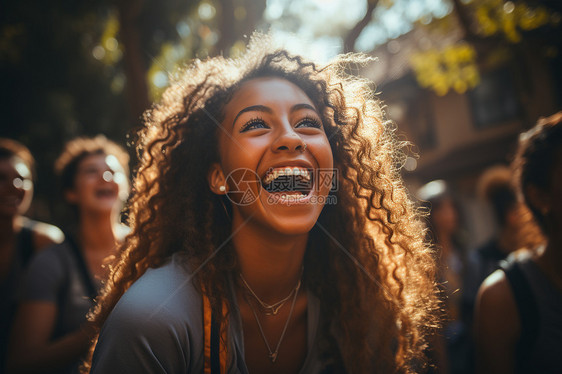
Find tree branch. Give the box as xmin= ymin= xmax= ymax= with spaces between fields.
xmin=343 ymin=0 xmax=379 ymax=53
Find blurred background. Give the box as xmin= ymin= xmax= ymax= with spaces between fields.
xmin=1 ymin=0 xmax=561 ymax=246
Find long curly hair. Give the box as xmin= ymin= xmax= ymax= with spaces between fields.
xmin=86 ymin=34 xmax=440 ymax=373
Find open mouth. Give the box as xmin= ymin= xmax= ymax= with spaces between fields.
xmin=95 ymin=188 xmax=117 ymax=199
xmin=261 ymin=167 xmax=313 ymax=199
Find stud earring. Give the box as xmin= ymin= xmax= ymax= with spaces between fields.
xmin=219 ymin=185 xmax=226 ymax=192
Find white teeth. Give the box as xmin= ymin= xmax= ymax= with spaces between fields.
xmin=263 ymin=167 xmax=311 ymax=184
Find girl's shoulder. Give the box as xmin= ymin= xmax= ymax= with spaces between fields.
xmin=107 ymin=253 xmax=203 ymax=328
xmin=92 ymin=254 xmax=205 ymax=373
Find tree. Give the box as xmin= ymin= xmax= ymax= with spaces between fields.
xmin=0 ymin=0 xmax=266 ymax=223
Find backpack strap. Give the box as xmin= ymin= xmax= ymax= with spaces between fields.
xmin=203 ymin=293 xmax=228 ymax=374
xmin=64 ymin=234 xmax=98 ymax=300
xmin=18 ymin=221 xmax=37 ymax=266
xmin=500 ymin=260 xmax=540 ymax=368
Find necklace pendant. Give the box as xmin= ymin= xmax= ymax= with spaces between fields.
xmin=269 ymin=352 xmax=278 ymax=363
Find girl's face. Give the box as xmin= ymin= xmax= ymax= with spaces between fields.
xmin=0 ymin=156 xmax=33 ymax=218
xmin=212 ymin=77 xmax=334 ymax=235
xmin=432 ymin=197 xmax=458 ymax=236
xmin=66 ymin=153 xmax=128 ymax=215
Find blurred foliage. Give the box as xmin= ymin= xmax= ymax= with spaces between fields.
xmin=146 ymin=0 xmax=266 ymax=101
xmin=474 ymin=0 xmax=554 ymax=43
xmin=411 ymin=44 xmax=479 ymax=96
xmin=409 ymin=0 xmax=561 ymax=95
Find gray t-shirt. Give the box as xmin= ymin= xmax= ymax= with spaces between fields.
xmin=91 ymin=254 xmax=325 ymax=373
xmin=19 ymin=241 xmax=100 ymax=373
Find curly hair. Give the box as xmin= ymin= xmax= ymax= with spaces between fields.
xmin=86 ymin=34 xmax=440 ymax=373
xmin=513 ymin=111 xmax=562 ymax=234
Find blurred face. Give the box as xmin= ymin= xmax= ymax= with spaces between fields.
xmin=432 ymin=197 xmax=458 ymax=236
xmin=212 ymin=77 xmax=334 ymax=235
xmin=66 ymin=153 xmax=128 ymax=215
xmin=0 ymin=156 xmax=33 ymax=218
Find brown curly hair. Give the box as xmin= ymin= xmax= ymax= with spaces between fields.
xmin=513 ymin=111 xmax=562 ymax=234
xmin=86 ymin=34 xmax=440 ymax=373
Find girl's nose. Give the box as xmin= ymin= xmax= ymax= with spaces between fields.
xmin=271 ymin=128 xmax=306 ymax=153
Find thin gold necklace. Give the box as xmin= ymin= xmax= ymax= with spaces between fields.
xmin=239 ymin=268 xmax=302 ymax=315
xmin=244 ymin=279 xmax=301 ymax=363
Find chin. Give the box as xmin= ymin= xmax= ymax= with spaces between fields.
xmin=258 ymin=196 xmax=326 ymax=236
xmin=268 ymin=216 xmax=319 ymax=236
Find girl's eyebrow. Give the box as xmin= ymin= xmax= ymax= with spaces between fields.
xmin=291 ymin=103 xmax=317 ymax=113
xmin=232 ymin=105 xmax=272 ymax=128
xmin=232 ymin=103 xmax=318 ymax=128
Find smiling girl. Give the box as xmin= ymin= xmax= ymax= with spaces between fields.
xmin=8 ymin=136 xmax=129 ymax=374
xmin=86 ymin=35 xmax=439 ymax=374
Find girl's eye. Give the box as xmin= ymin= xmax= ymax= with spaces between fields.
xmin=295 ymin=117 xmax=322 ymax=129
xmin=240 ymin=118 xmax=269 ymax=133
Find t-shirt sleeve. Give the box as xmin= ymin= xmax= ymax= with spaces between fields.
xmin=91 ymin=305 xmax=190 ymax=374
xmin=18 ymin=245 xmax=65 ymax=303
xmin=90 ymin=270 xmax=194 ymax=374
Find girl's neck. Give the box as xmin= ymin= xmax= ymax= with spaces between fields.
xmin=499 ymin=226 xmax=519 ymax=254
xmin=0 ymin=215 xmax=17 ymax=238
xmin=231 ymin=216 xmax=307 ymax=304
xmin=78 ymin=210 xmax=120 ymax=251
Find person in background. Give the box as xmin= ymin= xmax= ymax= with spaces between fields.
xmin=7 ymin=136 xmax=129 ymax=374
xmin=462 ymin=166 xmax=544 ymax=373
xmin=0 ymin=138 xmax=64 ymax=373
xmin=418 ymin=179 xmax=469 ymax=374
xmin=464 ymin=166 xmax=544 ymax=318
xmin=471 ymin=166 xmax=544 ymax=284
xmin=475 ymin=111 xmax=562 ymax=373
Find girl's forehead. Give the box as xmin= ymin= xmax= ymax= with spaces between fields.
xmin=79 ymin=153 xmax=107 ymax=166
xmin=79 ymin=153 xmax=123 ymax=171
xmin=227 ymin=77 xmax=314 ymax=109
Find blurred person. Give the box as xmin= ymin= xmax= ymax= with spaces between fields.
xmin=418 ymin=180 xmax=470 ymax=374
xmin=83 ymin=34 xmax=441 ymax=374
xmin=0 ymin=138 xmax=63 ymax=373
xmin=7 ymin=136 xmax=129 ymax=374
xmin=475 ymin=111 xmax=562 ymax=373
xmin=463 ymin=166 xmax=544 ymax=374
xmin=465 ymin=166 xmax=544 ymax=314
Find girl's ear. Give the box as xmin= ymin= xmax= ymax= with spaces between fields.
xmin=208 ymin=163 xmax=227 ymax=195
